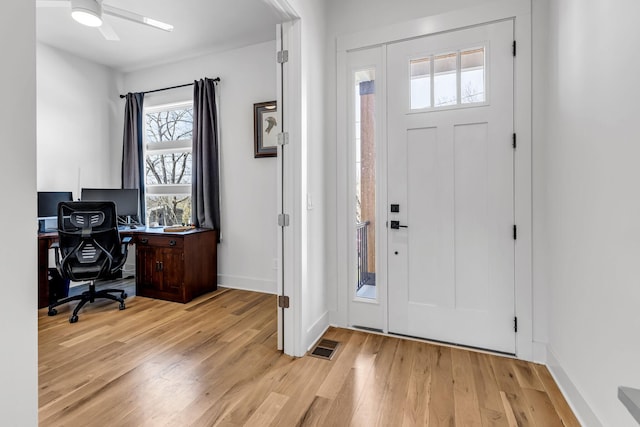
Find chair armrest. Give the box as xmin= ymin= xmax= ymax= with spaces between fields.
xmin=51 ymin=241 xmax=61 ymax=266
xmin=118 ymin=236 xmax=133 ymax=264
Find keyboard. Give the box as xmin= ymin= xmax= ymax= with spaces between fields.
xmin=118 ymin=225 xmax=143 ymax=231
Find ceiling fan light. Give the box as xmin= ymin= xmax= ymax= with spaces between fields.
xmin=71 ymin=0 xmax=103 ymax=27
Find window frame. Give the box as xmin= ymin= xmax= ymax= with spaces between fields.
xmin=143 ymin=101 xmax=194 ymax=225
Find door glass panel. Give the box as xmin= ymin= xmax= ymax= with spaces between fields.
xmin=410 ymin=46 xmax=487 ymax=111
xmin=410 ymin=58 xmax=431 ymax=109
xmin=434 ymin=52 xmax=457 ymax=107
xmin=461 ymin=47 xmax=485 ymax=104
xmin=354 ymin=69 xmax=376 ymax=300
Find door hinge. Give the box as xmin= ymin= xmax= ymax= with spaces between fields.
xmin=278 ymin=213 xmax=290 ymax=227
xmin=514 ymin=316 xmax=518 ymax=332
xmin=513 ymin=225 xmax=517 ymax=240
xmin=512 ymin=40 xmax=516 ymax=56
xmin=277 ymin=50 xmax=289 ymax=64
xmin=278 ymin=295 xmax=290 ymax=308
xmin=277 ymin=132 xmax=289 ymax=146
xmin=512 ymin=133 xmax=517 ymax=149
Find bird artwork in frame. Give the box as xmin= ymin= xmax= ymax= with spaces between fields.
xmin=254 ymin=100 xmax=278 ymax=158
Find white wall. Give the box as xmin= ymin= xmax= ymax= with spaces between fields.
xmin=542 ymin=0 xmax=640 ymax=425
xmin=0 ymin=1 xmax=38 ymax=424
xmin=123 ymin=41 xmax=278 ymax=294
xmin=37 ymin=43 xmax=123 ymax=196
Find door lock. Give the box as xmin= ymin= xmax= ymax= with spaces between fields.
xmin=390 ymin=220 xmax=408 ymax=230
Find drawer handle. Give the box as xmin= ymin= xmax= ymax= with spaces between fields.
xmin=169 ymin=240 xmax=177 ymax=246
xmin=140 ymin=238 xmax=148 ymax=244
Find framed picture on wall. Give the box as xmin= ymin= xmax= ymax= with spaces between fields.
xmin=254 ymin=100 xmax=278 ymax=158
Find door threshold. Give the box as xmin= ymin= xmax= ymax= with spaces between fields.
xmin=389 ymin=331 xmax=516 ymax=357
xmin=351 ymin=325 xmax=383 ymax=333
xmin=345 ymin=325 xmax=516 ymax=358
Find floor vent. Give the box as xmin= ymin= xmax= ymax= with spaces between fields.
xmin=309 ymin=339 xmax=340 ymax=360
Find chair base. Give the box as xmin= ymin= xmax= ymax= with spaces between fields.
xmin=48 ymin=281 xmax=127 ymax=323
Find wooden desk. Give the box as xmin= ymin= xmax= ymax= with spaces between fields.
xmin=38 ymin=231 xmax=58 ymax=308
xmin=37 ymin=228 xmax=217 ymax=308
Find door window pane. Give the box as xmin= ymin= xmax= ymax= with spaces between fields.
xmin=461 ymin=47 xmax=485 ymax=104
xmin=410 ymin=58 xmax=431 ymax=109
xmin=409 ymin=45 xmax=487 ymax=111
xmin=434 ymin=52 xmax=457 ymax=107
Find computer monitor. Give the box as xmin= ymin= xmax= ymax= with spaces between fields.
xmin=81 ymin=188 xmax=139 ymax=224
xmin=37 ymin=191 xmax=73 ymax=232
xmin=37 ymin=191 xmax=73 ymax=219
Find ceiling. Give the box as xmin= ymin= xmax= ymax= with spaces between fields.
xmin=36 ymin=0 xmax=282 ymax=72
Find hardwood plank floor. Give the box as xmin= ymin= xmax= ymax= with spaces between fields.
xmin=39 ymin=289 xmax=580 ymax=426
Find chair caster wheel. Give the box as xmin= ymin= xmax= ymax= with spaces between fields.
xmin=48 ymin=308 xmax=57 ymax=316
xmin=121 ymin=293 xmax=128 ymax=299
xmin=69 ymin=315 xmax=79 ymax=323
xmin=119 ymin=302 xmax=126 ymax=310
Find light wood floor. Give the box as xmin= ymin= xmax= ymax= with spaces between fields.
xmin=39 ymin=288 xmax=580 ymax=426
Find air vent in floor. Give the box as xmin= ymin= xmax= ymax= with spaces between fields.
xmin=309 ymin=338 xmax=340 ymax=360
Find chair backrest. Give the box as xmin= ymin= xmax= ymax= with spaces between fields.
xmin=57 ymin=201 xmax=127 ymax=282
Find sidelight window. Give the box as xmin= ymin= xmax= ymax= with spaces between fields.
xmin=354 ymin=69 xmax=377 ymax=300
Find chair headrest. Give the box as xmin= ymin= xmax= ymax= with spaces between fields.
xmin=69 ymin=211 xmax=105 ymax=229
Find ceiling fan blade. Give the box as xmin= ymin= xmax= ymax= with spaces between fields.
xmin=36 ymin=0 xmax=71 ymax=8
xmin=102 ymin=4 xmax=174 ymax=32
xmin=97 ymin=19 xmax=119 ymax=41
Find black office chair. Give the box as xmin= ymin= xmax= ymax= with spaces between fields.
xmin=48 ymin=201 xmax=131 ymax=323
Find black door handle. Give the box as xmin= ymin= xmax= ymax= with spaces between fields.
xmin=390 ymin=220 xmax=408 ymax=229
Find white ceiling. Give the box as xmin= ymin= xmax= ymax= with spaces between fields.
xmin=36 ymin=0 xmax=282 ymax=72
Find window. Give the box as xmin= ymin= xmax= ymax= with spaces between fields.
xmin=144 ymin=102 xmax=193 ymax=226
xmin=410 ymin=46 xmax=486 ymax=110
xmin=354 ymin=69 xmax=377 ymax=300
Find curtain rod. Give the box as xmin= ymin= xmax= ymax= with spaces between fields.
xmin=119 ymin=77 xmax=220 ymax=99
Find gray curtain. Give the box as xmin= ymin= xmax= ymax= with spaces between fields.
xmin=192 ymin=78 xmax=220 ymax=235
xmin=121 ymin=92 xmax=145 ymax=224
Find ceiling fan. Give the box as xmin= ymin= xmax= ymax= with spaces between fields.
xmin=36 ymin=0 xmax=174 ymax=41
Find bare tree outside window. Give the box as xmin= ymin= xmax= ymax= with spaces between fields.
xmin=144 ymin=104 xmax=193 ymax=226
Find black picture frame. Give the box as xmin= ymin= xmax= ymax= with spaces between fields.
xmin=254 ymin=100 xmax=278 ymax=158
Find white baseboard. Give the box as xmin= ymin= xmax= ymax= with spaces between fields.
xmin=305 ymin=311 xmax=330 ymax=352
xmin=217 ymin=274 xmax=277 ymax=294
xmin=546 ymin=346 xmax=603 ymax=427
xmin=532 ymin=340 xmax=547 ymax=364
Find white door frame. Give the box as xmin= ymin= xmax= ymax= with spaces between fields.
xmin=265 ymin=0 xmax=301 ymax=357
xmin=335 ymin=0 xmax=533 ymax=360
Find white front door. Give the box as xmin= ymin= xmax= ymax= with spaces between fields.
xmin=387 ymin=20 xmax=516 ymax=354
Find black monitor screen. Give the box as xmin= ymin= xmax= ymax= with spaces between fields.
xmin=37 ymin=191 xmax=73 ymax=218
xmin=81 ymin=188 xmax=139 ymax=218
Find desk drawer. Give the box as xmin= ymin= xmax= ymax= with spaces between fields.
xmin=136 ymin=235 xmax=184 ymax=249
